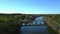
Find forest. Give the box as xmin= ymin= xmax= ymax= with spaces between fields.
xmin=0 ymin=14 xmax=39 ymax=34
xmin=0 ymin=14 xmax=60 ymax=34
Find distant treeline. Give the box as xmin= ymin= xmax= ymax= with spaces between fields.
xmin=0 ymin=14 xmax=39 ymax=22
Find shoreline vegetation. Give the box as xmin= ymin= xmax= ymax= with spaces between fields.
xmin=0 ymin=14 xmax=39 ymax=34
xmin=43 ymin=14 xmax=60 ymax=34
xmin=0 ymin=14 xmax=60 ymax=34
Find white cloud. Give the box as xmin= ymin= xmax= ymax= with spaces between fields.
xmin=0 ymin=10 xmax=60 ymax=14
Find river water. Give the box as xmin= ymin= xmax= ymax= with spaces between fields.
xmin=20 ymin=17 xmax=55 ymax=34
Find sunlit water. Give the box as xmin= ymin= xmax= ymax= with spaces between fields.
xmin=21 ymin=16 xmax=50 ymax=34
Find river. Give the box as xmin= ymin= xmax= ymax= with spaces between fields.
xmin=20 ymin=16 xmax=57 ymax=34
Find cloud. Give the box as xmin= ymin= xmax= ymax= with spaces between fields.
xmin=0 ymin=10 xmax=60 ymax=14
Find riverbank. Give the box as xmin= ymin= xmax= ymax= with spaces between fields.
xmin=43 ymin=15 xmax=60 ymax=34
xmin=45 ymin=22 xmax=58 ymax=34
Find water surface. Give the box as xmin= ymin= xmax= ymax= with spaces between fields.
xmin=21 ymin=16 xmax=50 ymax=34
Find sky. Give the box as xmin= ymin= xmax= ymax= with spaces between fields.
xmin=0 ymin=0 xmax=60 ymax=14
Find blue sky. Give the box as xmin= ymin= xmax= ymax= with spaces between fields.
xmin=0 ymin=0 xmax=60 ymax=14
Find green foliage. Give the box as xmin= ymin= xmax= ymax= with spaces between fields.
xmin=0 ymin=14 xmax=39 ymax=34
xmin=44 ymin=14 xmax=60 ymax=24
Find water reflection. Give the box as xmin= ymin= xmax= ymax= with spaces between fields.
xmin=35 ymin=16 xmax=43 ymax=20
xmin=21 ymin=16 xmax=49 ymax=34
xmin=21 ymin=26 xmax=49 ymax=34
xmin=22 ymin=16 xmax=44 ymax=25
xmin=20 ymin=16 xmax=58 ymax=34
